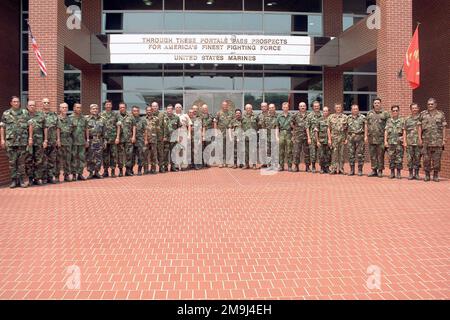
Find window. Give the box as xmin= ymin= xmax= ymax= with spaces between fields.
xmin=264 ymin=0 xmax=322 ymax=13
xmin=103 ymin=0 xmax=163 ymax=10
xmin=343 ymin=0 xmax=376 ymax=14
xmin=185 ymin=0 xmax=243 ymax=11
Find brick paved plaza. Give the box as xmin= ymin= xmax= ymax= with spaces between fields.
xmin=0 ymin=167 xmax=449 ymax=300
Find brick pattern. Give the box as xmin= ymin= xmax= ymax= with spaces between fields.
xmin=0 ymin=168 xmax=448 ymax=300
xmin=323 ymin=67 xmax=344 ymax=110
xmin=0 ymin=0 xmax=21 ymax=185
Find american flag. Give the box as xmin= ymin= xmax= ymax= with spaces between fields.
xmin=28 ymin=23 xmax=47 ymax=77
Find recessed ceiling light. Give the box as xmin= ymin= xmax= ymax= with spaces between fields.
xmin=206 ymin=0 xmax=214 ymax=5
xmin=267 ymin=2 xmax=278 ymax=7
xmin=143 ymin=0 xmax=153 ymax=6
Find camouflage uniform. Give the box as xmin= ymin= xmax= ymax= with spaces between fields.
xmin=314 ymin=115 xmax=331 ymax=172
xmin=385 ymin=117 xmax=405 ymax=170
xmin=256 ymin=111 xmax=269 ymax=165
xmin=241 ymin=113 xmax=258 ymax=167
xmin=70 ymin=113 xmax=88 ymax=176
xmin=57 ymin=115 xmax=72 ymax=177
xmin=145 ymin=113 xmax=160 ymax=172
xmin=117 ymin=112 xmax=135 ymax=173
xmin=86 ymin=114 xmax=106 ymax=174
xmin=0 ymin=108 xmax=29 ymax=183
xmin=347 ymin=114 xmax=366 ymax=170
xmin=404 ymin=115 xmax=421 ymax=171
xmin=277 ymin=113 xmax=293 ymax=169
xmin=230 ymin=117 xmax=243 ymax=167
xmin=201 ymin=112 xmax=215 ymax=166
xmin=190 ymin=114 xmax=203 ymax=168
xmin=164 ymin=113 xmax=181 ymax=170
xmin=215 ymin=110 xmax=234 ymax=165
xmin=100 ymin=110 xmax=119 ymax=173
xmin=132 ymin=115 xmax=147 ymax=174
xmin=291 ymin=112 xmax=310 ymax=169
xmin=44 ymin=111 xmax=58 ymax=181
xmin=26 ymin=111 xmax=46 ymax=181
xmin=419 ymin=110 xmax=447 ymax=174
xmin=366 ymin=109 xmax=390 ymax=171
xmin=327 ymin=113 xmax=348 ymax=173
xmin=264 ymin=113 xmax=279 ymax=167
xmin=153 ymin=110 xmax=166 ymax=169
xmin=307 ymin=111 xmax=322 ymax=167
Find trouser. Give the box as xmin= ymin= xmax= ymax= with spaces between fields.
xmin=191 ymin=138 xmax=203 ymax=166
xmin=388 ymin=144 xmax=404 ymax=169
xmin=331 ymin=138 xmax=345 ymax=172
xmin=161 ymin=141 xmax=170 ymax=168
xmin=71 ymin=145 xmax=86 ymax=175
xmin=292 ymin=138 xmax=310 ymax=166
xmin=369 ymin=143 xmax=385 ymax=170
xmin=348 ymin=134 xmax=365 ymax=166
xmin=406 ymin=145 xmax=421 ymax=170
xmin=157 ymin=137 xmax=164 ymax=166
xmin=423 ymin=146 xmax=443 ymax=172
xmin=26 ymin=145 xmax=45 ymax=180
xmin=279 ymin=131 xmax=292 ymax=166
xmin=44 ymin=144 xmax=58 ymax=180
xmin=102 ymin=142 xmax=117 ymax=170
xmin=117 ymin=142 xmax=133 ymax=169
xmin=87 ymin=140 xmax=103 ymax=173
xmin=146 ymin=142 xmax=158 ymax=169
xmin=131 ymin=142 xmax=146 ymax=168
xmin=309 ymin=138 xmax=319 ymax=164
xmin=58 ymin=145 xmax=72 ymax=175
xmin=170 ymin=142 xmax=179 ymax=168
xmin=244 ymin=135 xmax=257 ymax=166
xmin=6 ymin=146 xmax=27 ymax=180
xmin=318 ymin=143 xmax=331 ymax=168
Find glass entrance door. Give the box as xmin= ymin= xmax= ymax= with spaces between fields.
xmin=184 ymin=92 xmax=243 ymax=115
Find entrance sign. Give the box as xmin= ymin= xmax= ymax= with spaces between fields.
xmin=108 ymin=34 xmax=313 ymax=65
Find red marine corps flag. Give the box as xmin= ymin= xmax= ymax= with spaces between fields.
xmin=28 ymin=22 xmax=48 ymax=77
xmin=403 ymin=25 xmax=420 ymax=89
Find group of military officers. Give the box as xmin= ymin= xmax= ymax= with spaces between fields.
xmin=0 ymin=95 xmax=447 ymax=188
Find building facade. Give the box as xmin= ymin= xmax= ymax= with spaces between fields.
xmin=0 ymin=0 xmax=449 ymax=184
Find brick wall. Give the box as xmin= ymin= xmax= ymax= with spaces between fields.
xmin=0 ymin=0 xmax=21 ymax=185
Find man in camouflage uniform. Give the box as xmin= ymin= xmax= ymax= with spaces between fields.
xmin=314 ymin=106 xmax=331 ymax=174
xmin=365 ymin=98 xmax=390 ymax=177
xmin=86 ymin=104 xmax=106 ymax=179
xmin=215 ymin=100 xmax=234 ymax=167
xmin=347 ymin=104 xmax=366 ymax=176
xmin=241 ymin=104 xmax=258 ymax=169
xmin=56 ymin=103 xmax=72 ymax=182
xmin=150 ymin=102 xmax=166 ymax=173
xmin=257 ymin=102 xmax=269 ymax=167
xmin=117 ymin=102 xmax=136 ymax=177
xmin=0 ymin=96 xmax=30 ymax=188
xmin=42 ymin=98 xmax=58 ymax=183
xmin=201 ymin=104 xmax=215 ymax=168
xmin=230 ymin=109 xmax=243 ymax=169
xmin=70 ymin=103 xmax=89 ymax=181
xmin=144 ymin=105 xmax=161 ymax=174
xmin=131 ymin=105 xmax=147 ymax=176
xmin=307 ymin=101 xmax=322 ymax=173
xmin=100 ymin=100 xmax=120 ymax=178
xmin=277 ymin=102 xmax=293 ymax=171
xmin=190 ymin=105 xmax=203 ymax=170
xmin=25 ymin=100 xmax=46 ymax=185
xmin=419 ymin=98 xmax=447 ymax=182
xmin=327 ymin=103 xmax=348 ymax=174
xmin=384 ymin=105 xmax=405 ymax=179
xmin=291 ymin=102 xmax=311 ymax=172
xmin=403 ymin=103 xmax=421 ymax=180
xmin=264 ymin=103 xmax=279 ymax=170
xmin=163 ymin=104 xmax=181 ymax=172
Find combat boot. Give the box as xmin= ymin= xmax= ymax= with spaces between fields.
xmin=408 ymin=169 xmax=414 ymax=180
xmin=87 ymin=171 xmax=94 ymax=179
xmin=36 ymin=179 xmax=43 ymax=186
xmin=77 ymin=174 xmax=87 ymax=181
xmin=377 ymin=170 xmax=383 ymax=178
xmin=19 ymin=177 xmax=29 ymax=188
xmin=424 ymin=171 xmax=431 ymax=182
xmin=311 ymin=163 xmax=316 ymax=173
xmin=118 ymin=168 xmax=124 ymax=177
xmin=349 ymin=164 xmax=355 ymax=176
xmin=292 ymin=165 xmax=299 ymax=172
xmin=64 ymin=174 xmax=72 ymax=182
xmin=102 ymin=170 xmax=109 ymax=178
xmin=358 ymin=164 xmax=363 ymax=176
xmin=305 ymin=164 xmax=311 ymax=172
xmin=433 ymin=171 xmax=440 ymax=182
xmin=413 ymin=169 xmax=420 ymax=180
xmin=94 ymin=171 xmax=103 ymax=179
xmin=389 ymin=169 xmax=395 ymax=179
xmin=368 ymin=169 xmax=377 ymax=177
xmin=137 ymin=166 xmax=143 ymax=176
xmin=125 ymin=168 xmax=133 ymax=176
xmin=396 ymin=168 xmax=402 ymax=179
xmin=110 ymin=170 xmax=116 ymax=178
xmin=9 ymin=179 xmax=17 ymax=189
